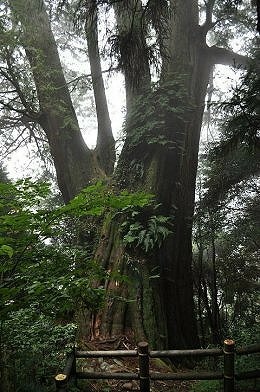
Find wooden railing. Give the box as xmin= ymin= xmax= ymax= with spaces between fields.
xmin=55 ymin=339 xmax=260 ymax=392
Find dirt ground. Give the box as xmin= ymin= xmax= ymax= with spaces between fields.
xmin=74 ymin=335 xmax=259 ymax=392
xmin=76 ymin=335 xmax=194 ymax=392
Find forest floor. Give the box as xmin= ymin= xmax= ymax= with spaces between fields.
xmin=76 ymin=335 xmax=195 ymax=392
xmin=75 ymin=335 xmax=259 ymax=391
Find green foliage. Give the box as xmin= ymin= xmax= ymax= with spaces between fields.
xmin=193 ymin=57 xmax=259 ymax=347
xmin=0 ymin=178 xmax=155 ymax=390
xmin=1 ymin=308 xmax=77 ymax=392
xmin=0 ymin=179 xmax=157 ymax=391
xmin=192 ymin=326 xmax=260 ymax=392
xmin=0 ymin=244 xmax=14 ymax=257
xmin=121 ymin=206 xmax=172 ymax=253
xmin=203 ymin=57 xmax=260 ymax=206
xmin=232 ymin=325 xmax=260 ymax=391
xmin=192 ymin=380 xmax=222 ymax=392
xmin=193 ymin=195 xmax=259 ymax=346
xmin=59 ymin=180 xmax=154 ymax=217
xmin=206 ymin=0 xmax=257 ymax=49
xmin=62 ymin=181 xmax=170 ymax=256
xmin=124 ymin=78 xmax=190 ymax=148
xmin=0 ymin=179 xmax=154 ymax=316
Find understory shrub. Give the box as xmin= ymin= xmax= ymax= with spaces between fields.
xmin=0 ymin=307 xmax=77 ymax=392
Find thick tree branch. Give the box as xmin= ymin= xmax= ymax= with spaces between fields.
xmin=206 ymin=45 xmax=249 ymax=68
xmin=11 ymin=0 xmax=100 ymax=202
xmin=199 ymin=0 xmax=225 ymax=38
xmin=199 ymin=1 xmax=224 ymax=37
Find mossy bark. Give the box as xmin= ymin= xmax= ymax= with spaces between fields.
xmin=87 ymin=0 xmax=213 ymax=349
xmin=93 ymin=218 xmax=168 ymax=348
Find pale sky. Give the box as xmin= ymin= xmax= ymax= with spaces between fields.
xmin=5 ymin=63 xmax=241 ymax=181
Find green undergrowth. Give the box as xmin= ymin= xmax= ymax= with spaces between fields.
xmin=0 ymin=179 xmax=157 ymax=391
xmin=191 ymin=380 xmax=222 ymax=392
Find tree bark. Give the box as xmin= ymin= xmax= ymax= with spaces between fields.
xmin=10 ymin=0 xmax=101 ymax=202
xmin=99 ymin=0 xmax=249 ymax=349
xmin=91 ymin=0 xmax=212 ymax=349
xmin=113 ymin=0 xmax=151 ymax=113
xmin=85 ymin=0 xmax=116 ymax=175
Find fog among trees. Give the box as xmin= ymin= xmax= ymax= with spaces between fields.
xmin=0 ymin=1 xmax=259 ymax=391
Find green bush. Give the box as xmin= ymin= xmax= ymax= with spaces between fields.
xmin=192 ymin=380 xmax=222 ymax=392
xmin=0 ymin=308 xmax=77 ymax=391
xmin=0 ymin=179 xmax=155 ymax=391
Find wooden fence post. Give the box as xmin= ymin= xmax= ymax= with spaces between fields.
xmin=67 ymin=348 xmax=77 ymax=386
xmin=224 ymin=339 xmax=235 ymax=392
xmin=138 ymin=342 xmax=150 ymax=392
xmin=72 ymin=348 xmax=77 ymax=387
xmin=55 ymin=374 xmax=68 ymax=392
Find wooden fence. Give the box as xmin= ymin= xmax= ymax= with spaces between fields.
xmin=55 ymin=339 xmax=260 ymax=392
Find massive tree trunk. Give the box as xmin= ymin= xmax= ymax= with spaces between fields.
xmin=93 ymin=0 xmax=207 ymax=349
xmin=7 ymin=0 xmax=249 ymax=349
xmin=10 ymin=0 xmax=102 ymax=202
xmin=91 ymin=0 xmax=248 ymax=349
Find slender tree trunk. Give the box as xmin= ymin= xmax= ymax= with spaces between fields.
xmin=85 ymin=0 xmax=115 ymax=175
xmin=194 ymin=188 xmax=207 ymax=346
xmin=201 ymin=277 xmax=215 ymax=338
xmin=209 ymin=213 xmax=222 ymax=344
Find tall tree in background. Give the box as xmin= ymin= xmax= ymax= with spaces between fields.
xmin=193 ymin=58 xmax=259 ymax=344
xmin=1 ymin=0 xmax=255 ymax=348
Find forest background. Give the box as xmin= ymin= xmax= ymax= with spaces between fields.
xmin=0 ymin=0 xmax=259 ymax=391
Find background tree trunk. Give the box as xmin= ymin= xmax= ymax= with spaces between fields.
xmin=85 ymin=0 xmax=116 ymax=175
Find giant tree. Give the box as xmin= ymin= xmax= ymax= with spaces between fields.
xmin=1 ymin=0 xmax=256 ymax=348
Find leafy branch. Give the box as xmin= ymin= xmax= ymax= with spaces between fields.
xmin=121 ymin=206 xmax=173 ymax=253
